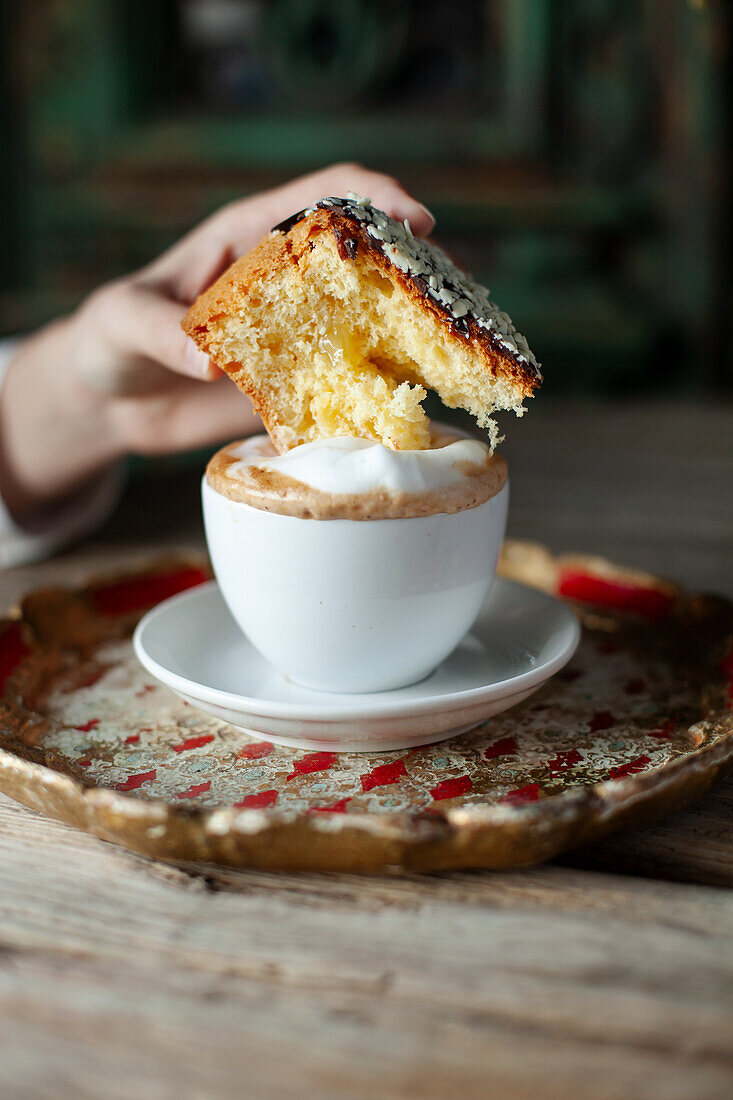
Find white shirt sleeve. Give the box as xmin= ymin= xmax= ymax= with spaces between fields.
xmin=0 ymin=338 xmax=125 ymax=568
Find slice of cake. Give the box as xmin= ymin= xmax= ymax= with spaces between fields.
xmin=183 ymin=194 xmax=541 ymax=452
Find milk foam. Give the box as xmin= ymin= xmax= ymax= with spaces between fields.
xmin=227 ymin=431 xmax=490 ymax=497
xmin=208 ymin=425 xmax=507 ymax=520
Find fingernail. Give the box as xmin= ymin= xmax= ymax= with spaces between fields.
xmin=416 ymin=202 xmax=436 ymax=233
xmin=185 ymin=336 xmax=211 ymax=377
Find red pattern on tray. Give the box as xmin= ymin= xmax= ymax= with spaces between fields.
xmin=484 ymin=736 xmax=518 ymax=760
xmin=237 ymin=741 xmax=274 ymax=760
xmin=648 ymin=719 xmax=676 ymax=740
xmin=33 ymin=610 xmax=716 ymax=815
xmin=500 ymin=783 xmax=540 ymax=805
xmin=116 ymin=770 xmax=157 ymax=792
xmin=0 ymin=623 xmax=29 ymax=695
xmin=361 ymin=760 xmax=407 ymax=792
xmin=431 ymin=775 xmax=472 ymax=801
xmin=547 ymin=749 xmax=583 ymax=775
xmin=589 ymin=711 xmax=615 ymax=733
xmin=235 ymin=789 xmax=279 ymax=810
xmin=558 ymin=569 xmax=673 ymax=620
xmin=309 ymin=797 xmax=351 ymax=814
xmin=74 ymin=719 xmax=100 ymax=733
xmin=172 ymin=734 xmax=215 ymax=754
xmin=177 ymin=781 xmax=212 ymax=800
xmin=90 ymin=567 xmax=208 ymax=616
xmin=608 ymin=756 xmax=651 ymax=780
xmin=287 ymin=752 xmax=337 ymax=780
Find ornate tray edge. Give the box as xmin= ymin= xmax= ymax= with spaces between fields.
xmin=0 ymin=732 xmax=731 ymax=873
xmin=1 ymin=547 xmax=731 ymax=873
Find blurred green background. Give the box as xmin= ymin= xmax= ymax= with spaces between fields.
xmin=1 ymin=0 xmax=731 ymax=394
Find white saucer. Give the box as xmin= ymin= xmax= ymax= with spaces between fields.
xmin=133 ymin=580 xmax=580 ymax=752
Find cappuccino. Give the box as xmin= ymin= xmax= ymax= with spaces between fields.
xmin=206 ymin=426 xmax=507 ymax=521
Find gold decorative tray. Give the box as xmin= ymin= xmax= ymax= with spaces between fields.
xmin=1 ymin=543 xmax=731 ymax=872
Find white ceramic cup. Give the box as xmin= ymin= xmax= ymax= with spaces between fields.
xmin=202 ymin=476 xmax=508 ymax=693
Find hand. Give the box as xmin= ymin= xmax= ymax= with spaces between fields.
xmin=0 ymin=164 xmax=434 ymax=519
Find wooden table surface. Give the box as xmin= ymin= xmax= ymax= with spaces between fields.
xmin=1 ymin=401 xmax=731 ymax=1100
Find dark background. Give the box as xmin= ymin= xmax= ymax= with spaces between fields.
xmin=1 ymin=0 xmax=731 ymax=396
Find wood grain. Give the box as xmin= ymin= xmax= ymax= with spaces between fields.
xmin=561 ymin=772 xmax=733 ymax=886
xmin=1 ymin=402 xmax=731 ymax=1099
xmin=501 ymin=400 xmax=733 ymax=598
xmin=0 ymin=792 xmax=732 ymax=1100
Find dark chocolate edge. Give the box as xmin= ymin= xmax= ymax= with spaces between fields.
xmin=271 ymin=198 xmax=538 ymax=379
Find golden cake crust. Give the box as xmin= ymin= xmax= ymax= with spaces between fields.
xmin=183 ymin=198 xmax=541 ymax=450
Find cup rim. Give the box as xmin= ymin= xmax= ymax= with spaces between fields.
xmin=202 ymin=471 xmax=508 ymax=524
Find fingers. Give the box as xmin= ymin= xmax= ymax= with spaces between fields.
xmin=108 ymin=375 xmax=260 ymax=456
xmin=142 ymin=163 xmax=434 ymax=299
xmin=144 ymin=232 xmax=234 ymax=303
xmin=218 ymin=162 xmax=435 ymax=256
xmin=319 ymin=163 xmax=435 ymax=236
xmin=89 ymin=281 xmax=221 ymax=385
xmin=152 ymin=377 xmax=260 ymax=452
